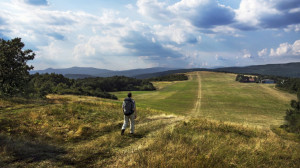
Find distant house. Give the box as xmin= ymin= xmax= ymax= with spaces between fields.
xmin=261 ymin=79 xmax=275 ymax=84
xmin=248 ymin=78 xmax=255 ymax=82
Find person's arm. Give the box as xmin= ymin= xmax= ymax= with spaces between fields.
xmin=122 ymin=101 xmax=125 ymax=112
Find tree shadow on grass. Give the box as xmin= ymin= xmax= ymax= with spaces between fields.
xmin=0 ymin=134 xmax=69 ymax=165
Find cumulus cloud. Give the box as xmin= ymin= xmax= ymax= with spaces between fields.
xmin=136 ymin=0 xmax=300 ymax=33
xmin=1 ymin=0 xmax=190 ymax=69
xmin=137 ymin=0 xmax=170 ymax=20
xmin=275 ymin=0 xmax=300 ymax=11
xmin=137 ymin=0 xmax=235 ymax=28
xmin=1 ymin=0 xmax=300 ymax=70
xmin=270 ymin=40 xmax=300 ymax=57
xmin=235 ymin=0 xmax=300 ymax=30
xmin=153 ymin=23 xmax=200 ymax=44
xmin=169 ymin=0 xmax=235 ymax=28
xmin=0 ymin=2 xmax=93 ymax=45
xmin=284 ymin=24 xmax=300 ymax=32
xmin=242 ymin=49 xmax=252 ymax=58
xmin=121 ymin=31 xmax=182 ymax=58
xmin=73 ymin=35 xmax=127 ymax=58
xmin=258 ymin=48 xmax=268 ymax=57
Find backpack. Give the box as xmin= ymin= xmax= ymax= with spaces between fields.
xmin=123 ymin=98 xmax=134 ymax=116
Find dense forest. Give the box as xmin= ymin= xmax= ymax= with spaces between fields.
xmin=147 ymin=74 xmax=188 ymax=81
xmin=27 ymin=73 xmax=155 ymax=99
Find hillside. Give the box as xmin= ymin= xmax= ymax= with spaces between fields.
xmin=30 ymin=67 xmax=113 ymax=76
xmin=30 ymin=62 xmax=300 ymax=79
xmin=31 ymin=67 xmax=173 ymax=79
xmin=215 ymin=62 xmax=300 ymax=77
xmin=135 ymin=62 xmax=300 ymax=79
xmin=134 ymin=68 xmax=209 ymax=79
xmin=0 ymin=71 xmax=299 ymax=167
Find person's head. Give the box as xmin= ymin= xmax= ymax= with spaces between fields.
xmin=127 ymin=92 xmax=132 ymax=98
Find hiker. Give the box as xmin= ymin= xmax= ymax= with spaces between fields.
xmin=121 ymin=92 xmax=136 ymax=135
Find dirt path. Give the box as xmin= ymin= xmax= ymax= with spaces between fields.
xmin=191 ymin=72 xmax=202 ymax=116
xmin=104 ymin=114 xmax=184 ymax=167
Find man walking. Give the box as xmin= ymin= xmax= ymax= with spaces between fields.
xmin=121 ymin=92 xmax=136 ymax=135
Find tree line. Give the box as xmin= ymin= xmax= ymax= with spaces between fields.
xmin=27 ymin=74 xmax=155 ymax=99
xmin=235 ymin=74 xmax=282 ymax=83
xmin=146 ymin=73 xmax=188 ymax=82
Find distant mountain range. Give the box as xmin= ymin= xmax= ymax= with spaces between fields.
xmin=30 ymin=62 xmax=300 ymax=79
xmin=30 ymin=67 xmax=174 ymax=79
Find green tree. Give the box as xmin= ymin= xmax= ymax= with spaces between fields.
xmin=0 ymin=38 xmax=35 ymax=97
xmin=283 ymin=91 xmax=300 ymax=134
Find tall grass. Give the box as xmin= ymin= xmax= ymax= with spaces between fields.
xmin=0 ymin=95 xmax=163 ymax=167
xmin=111 ymin=119 xmax=300 ymax=168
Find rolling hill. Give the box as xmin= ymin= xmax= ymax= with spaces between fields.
xmin=215 ymin=62 xmax=300 ymax=77
xmin=135 ymin=62 xmax=300 ymax=79
xmin=1 ymin=71 xmax=299 ymax=167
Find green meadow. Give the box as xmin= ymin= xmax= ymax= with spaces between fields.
xmin=113 ymin=71 xmax=296 ymax=128
xmin=0 ymin=71 xmax=299 ymax=167
xmin=111 ymin=76 xmax=198 ymax=115
xmin=200 ymin=71 xmax=297 ymax=128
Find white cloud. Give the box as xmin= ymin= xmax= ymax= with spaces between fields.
xmin=284 ymin=24 xmax=300 ymax=32
xmin=258 ymin=48 xmax=268 ymax=57
xmin=73 ymin=35 xmax=127 ymax=59
xmin=153 ymin=23 xmax=199 ymax=44
xmin=137 ymin=0 xmax=235 ymax=29
xmin=242 ymin=49 xmax=252 ymax=58
xmin=270 ymin=40 xmax=300 ymax=57
xmin=289 ymin=7 xmax=300 ymax=13
xmin=125 ymin=4 xmax=134 ymax=10
xmin=137 ymin=0 xmax=170 ymax=20
xmin=235 ymin=0 xmax=300 ymax=30
xmin=2 ymin=0 xmax=300 ymax=70
xmin=210 ymin=25 xmax=240 ymax=36
xmin=235 ymin=0 xmax=278 ymax=27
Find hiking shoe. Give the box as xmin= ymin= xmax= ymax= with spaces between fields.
xmin=121 ymin=129 xmax=125 ymax=135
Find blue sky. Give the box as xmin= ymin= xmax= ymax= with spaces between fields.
xmin=0 ymin=0 xmax=299 ymax=70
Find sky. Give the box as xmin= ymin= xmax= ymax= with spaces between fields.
xmin=0 ymin=0 xmax=300 ymax=70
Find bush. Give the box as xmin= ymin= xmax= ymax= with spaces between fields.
xmin=282 ymin=92 xmax=300 ymax=134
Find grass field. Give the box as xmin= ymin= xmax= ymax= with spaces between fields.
xmin=112 ymin=76 xmax=198 ymax=115
xmin=0 ymin=71 xmax=299 ymax=167
xmin=200 ymin=71 xmax=297 ymax=128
